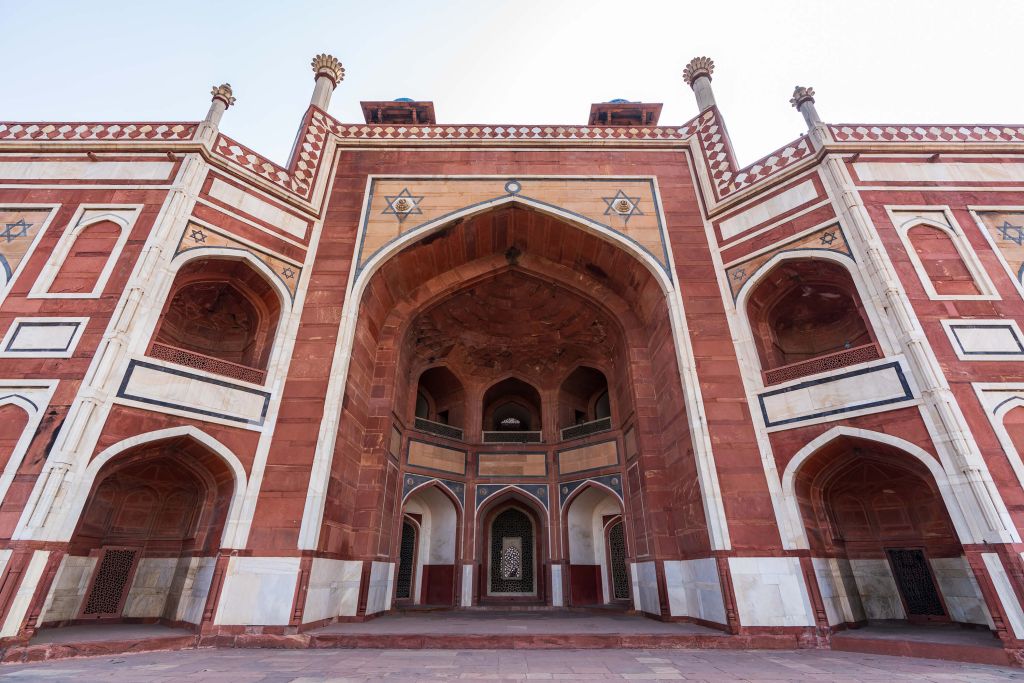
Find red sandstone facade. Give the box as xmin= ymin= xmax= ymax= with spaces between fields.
xmin=0 ymin=54 xmax=1024 ymax=659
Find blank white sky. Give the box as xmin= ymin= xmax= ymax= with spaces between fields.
xmin=3 ymin=0 xmax=1023 ymax=165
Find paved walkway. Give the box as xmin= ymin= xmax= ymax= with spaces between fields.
xmin=1 ymin=648 xmax=1022 ymax=681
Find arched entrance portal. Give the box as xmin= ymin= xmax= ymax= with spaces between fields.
xmin=565 ymin=486 xmax=627 ymax=606
xmin=38 ymin=434 xmax=234 ymax=630
xmin=794 ymin=435 xmax=993 ymax=629
xmin=322 ymin=202 xmax=712 ymax=614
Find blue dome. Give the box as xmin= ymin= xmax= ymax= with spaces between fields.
xmin=608 ymin=98 xmax=633 ymax=103
xmin=393 ymin=97 xmax=414 ymax=102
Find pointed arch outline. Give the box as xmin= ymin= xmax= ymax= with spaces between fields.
xmin=560 ymin=478 xmax=624 ymax=512
xmin=778 ymin=425 xmax=974 ymax=548
xmin=297 ymin=189 xmax=734 ymax=552
xmin=891 ymin=209 xmax=997 ymax=300
xmin=52 ymin=426 xmax=248 ymax=548
xmin=169 ymin=247 xmax=294 ymax=312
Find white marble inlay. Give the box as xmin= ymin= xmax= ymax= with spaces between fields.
xmin=720 ymin=180 xmax=818 ymax=240
xmin=365 ymin=561 xmax=394 ymax=615
xmin=0 ymin=161 xmax=175 ymax=181
xmin=855 ymin=162 xmax=1024 ymax=184
xmin=119 ymin=361 xmax=269 ymax=425
xmin=849 ymin=558 xmax=905 ymax=620
xmin=663 ymin=557 xmax=726 ymax=624
xmin=208 ymin=178 xmax=308 ymax=238
xmin=0 ymin=318 xmax=87 ymax=358
xmin=38 ymin=554 xmax=94 ymax=624
xmin=461 ymin=564 xmax=474 ymax=607
xmin=982 ymin=553 xmax=1024 ymax=639
xmin=630 ymin=560 xmax=660 ymax=616
xmin=811 ymin=557 xmax=865 ymax=625
xmin=930 ymin=556 xmax=993 ymax=627
xmin=214 ymin=556 xmax=300 ymax=626
xmin=728 ymin=557 xmax=814 ymax=627
xmin=303 ymin=558 xmax=362 ymax=623
xmin=942 ymin=320 xmax=1024 ymax=361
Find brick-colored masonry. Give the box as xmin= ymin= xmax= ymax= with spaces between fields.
xmin=0 ymin=57 xmax=1023 ymax=664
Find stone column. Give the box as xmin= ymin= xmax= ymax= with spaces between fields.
xmin=790 ymin=85 xmax=830 ymax=149
xmin=310 ymin=53 xmax=345 ymax=110
xmin=197 ymin=83 xmax=235 ymax=145
xmin=682 ymin=56 xmax=716 ymax=112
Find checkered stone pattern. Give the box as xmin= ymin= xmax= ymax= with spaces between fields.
xmin=727 ymin=136 xmax=814 ymax=195
xmin=213 ymin=134 xmax=304 ymax=196
xmin=829 ymin=124 xmax=1024 ymax=143
xmin=329 ymin=122 xmax=701 ymax=141
xmin=0 ymin=122 xmax=198 ymax=141
xmin=695 ymin=109 xmax=736 ymax=196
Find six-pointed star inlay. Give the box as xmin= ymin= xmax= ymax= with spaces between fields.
xmin=602 ymin=190 xmax=644 ymax=224
xmin=382 ymin=188 xmax=424 ymax=223
xmin=998 ymin=220 xmax=1024 ymax=246
xmin=1 ymin=219 xmax=32 ymax=243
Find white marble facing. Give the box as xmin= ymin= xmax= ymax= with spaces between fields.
xmin=208 ymin=178 xmax=307 ymax=238
xmin=663 ymin=557 xmax=727 ymax=625
xmin=760 ymin=359 xmax=911 ymax=428
xmin=302 ymin=558 xmax=362 ymax=623
xmin=930 ymin=556 xmax=993 ymax=627
xmin=214 ymin=556 xmax=300 ymax=626
xmin=630 ymin=560 xmax=660 ymax=616
xmin=855 ymin=161 xmax=1024 ymax=184
xmin=811 ymin=557 xmax=865 ymax=625
xmin=37 ymin=554 xmax=94 ymax=624
xmin=550 ymin=564 xmax=564 ymax=607
xmin=0 ymin=550 xmax=49 ymax=637
xmin=173 ymin=556 xmax=216 ymax=624
xmin=461 ymin=564 xmax=473 ymax=607
xmin=849 ymin=559 xmax=906 ymax=620
xmin=0 ymin=318 xmax=87 ymax=358
xmin=364 ymin=561 xmax=394 ymax=615
xmin=942 ymin=319 xmax=1024 ymax=361
xmin=720 ymin=180 xmax=818 ymax=239
xmin=123 ymin=558 xmax=178 ymax=618
xmin=982 ymin=552 xmax=1024 ymax=639
xmin=120 ymin=361 xmax=268 ymax=425
xmin=728 ymin=557 xmax=814 ymax=627
xmin=0 ymin=161 xmax=175 ymax=181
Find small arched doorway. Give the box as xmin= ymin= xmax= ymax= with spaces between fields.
xmin=397 ymin=485 xmax=459 ymax=606
xmin=565 ymin=485 xmax=626 ymax=606
xmin=479 ymin=495 xmax=546 ymax=604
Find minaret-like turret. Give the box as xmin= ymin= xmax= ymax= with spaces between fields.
xmin=310 ymin=53 xmax=344 ymax=110
xmin=682 ymin=56 xmax=716 ymax=112
xmin=197 ymin=83 xmax=235 ymax=144
xmin=790 ymin=85 xmax=829 ymax=148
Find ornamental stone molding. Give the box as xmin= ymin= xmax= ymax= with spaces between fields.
xmin=790 ymin=86 xmax=816 ymax=109
xmin=311 ymin=53 xmax=345 ymax=85
xmin=210 ymin=83 xmax=236 ymax=108
xmin=683 ymin=56 xmax=715 ymax=87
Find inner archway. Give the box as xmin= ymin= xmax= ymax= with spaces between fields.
xmin=398 ymin=485 xmax=459 ymax=606
xmin=565 ymin=485 xmax=626 ymax=606
xmin=794 ymin=435 xmax=992 ymax=629
xmin=38 ymin=435 xmax=234 ymax=630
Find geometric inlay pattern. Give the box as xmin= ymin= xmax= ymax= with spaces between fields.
xmin=977 ymin=211 xmax=1024 ymax=283
xmin=81 ymin=547 xmax=138 ymax=617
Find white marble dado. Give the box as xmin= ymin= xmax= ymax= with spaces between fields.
xmin=123 ymin=558 xmax=179 ymax=618
xmin=38 ymin=554 xmax=95 ymax=624
xmin=302 ymin=558 xmax=362 ymax=623
xmin=854 ymin=161 xmax=1024 ymax=184
xmin=849 ymin=559 xmax=905 ymax=620
xmin=550 ymin=564 xmax=564 ymax=607
xmin=663 ymin=558 xmax=727 ymax=625
xmin=942 ymin=320 xmax=1024 ymax=361
xmin=759 ymin=360 xmax=913 ymax=429
xmin=930 ymin=556 xmax=992 ymax=627
xmin=214 ymin=556 xmax=300 ymax=626
xmin=208 ymin=178 xmax=308 ymax=238
xmin=174 ymin=557 xmax=216 ymax=624
xmin=118 ymin=360 xmax=270 ymax=427
xmin=982 ymin=553 xmax=1024 ymax=639
xmin=0 ymin=318 xmax=87 ymax=358
xmin=461 ymin=564 xmax=473 ymax=607
xmin=811 ymin=557 xmax=865 ymax=626
xmin=630 ymin=561 xmax=660 ymax=616
xmin=719 ymin=180 xmax=819 ymax=240
xmin=728 ymin=557 xmax=814 ymax=627
xmin=365 ymin=561 xmax=394 ymax=615
xmin=0 ymin=160 xmax=175 ymax=181
xmin=1 ymin=551 xmax=49 ymax=637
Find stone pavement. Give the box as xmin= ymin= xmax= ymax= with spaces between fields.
xmin=0 ymin=648 xmax=1023 ymax=682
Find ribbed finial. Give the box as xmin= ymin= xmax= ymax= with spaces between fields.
xmin=682 ymin=57 xmax=714 ymax=88
xmin=311 ymin=53 xmax=345 ymax=86
xmin=210 ymin=83 xmax=236 ymax=108
xmin=790 ymin=86 xmax=815 ymax=109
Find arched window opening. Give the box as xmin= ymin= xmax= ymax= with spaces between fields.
xmin=558 ymin=366 xmax=612 ymax=440
xmin=482 ymin=378 xmax=542 ymax=443
xmin=413 ymin=367 xmax=465 ymax=440
xmin=48 ymin=220 xmax=122 ymax=294
xmin=149 ymin=259 xmax=281 ymax=384
xmin=907 ymin=224 xmax=983 ymax=296
xmin=747 ymin=260 xmax=879 ymax=385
